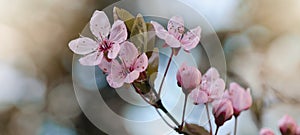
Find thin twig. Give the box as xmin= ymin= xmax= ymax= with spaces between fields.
xmin=205 ymin=103 xmax=213 ymax=135
xmin=155 ymin=108 xmax=175 ymax=129
xmin=180 ymin=94 xmax=188 ymax=130
xmin=156 ymin=99 xmax=180 ymax=126
xmin=215 ymin=126 xmax=219 ymax=135
xmin=234 ymin=116 xmax=238 ymax=135
xmin=132 ymin=83 xmax=154 ymax=106
xmin=158 ymin=50 xmax=174 ymax=96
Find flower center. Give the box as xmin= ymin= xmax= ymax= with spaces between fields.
xmin=98 ymin=39 xmax=113 ymax=52
xmin=129 ymin=66 xmax=135 ymax=72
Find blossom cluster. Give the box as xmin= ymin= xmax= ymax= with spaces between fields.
xmin=177 ymin=64 xmax=252 ymax=132
xmin=68 ymin=8 xmax=253 ymax=135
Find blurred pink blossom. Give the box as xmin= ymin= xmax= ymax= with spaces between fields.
xmin=224 ymin=82 xmax=252 ymax=117
xmin=259 ymin=128 xmax=275 ymax=135
xmin=278 ymin=115 xmax=297 ymax=135
xmin=296 ymin=126 xmax=300 ymax=135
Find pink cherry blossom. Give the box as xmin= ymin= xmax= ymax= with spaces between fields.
xmin=106 ymin=41 xmax=148 ymax=88
xmin=225 ymin=82 xmax=252 ymax=117
xmin=176 ymin=63 xmax=202 ymax=95
xmin=69 ymin=10 xmax=127 ymax=66
xmin=278 ymin=115 xmax=297 ymax=135
xmin=259 ymin=128 xmax=275 ymax=135
xmin=296 ymin=126 xmax=300 ymax=135
xmin=151 ymin=16 xmax=201 ymax=55
xmin=212 ymin=98 xmax=233 ymax=127
xmin=98 ymin=57 xmax=112 ymax=74
xmin=190 ymin=67 xmax=225 ymax=105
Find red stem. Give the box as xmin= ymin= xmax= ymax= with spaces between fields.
xmin=158 ymin=50 xmax=174 ymax=97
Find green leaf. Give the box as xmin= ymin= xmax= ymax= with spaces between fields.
xmin=146 ymin=23 xmax=156 ymax=51
xmin=133 ymin=80 xmax=152 ymax=94
xmin=113 ymin=7 xmax=135 ymax=32
xmin=130 ymin=14 xmax=148 ymax=53
xmin=183 ymin=123 xmax=210 ymax=135
xmin=113 ymin=6 xmax=134 ymax=21
xmin=146 ymin=48 xmax=159 ymax=85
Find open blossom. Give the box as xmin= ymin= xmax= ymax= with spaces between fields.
xmin=176 ymin=63 xmax=202 ymax=95
xmin=191 ymin=67 xmax=225 ymax=105
xmin=278 ymin=115 xmax=297 ymax=135
xmin=151 ymin=16 xmax=201 ymax=55
xmin=259 ymin=128 xmax=275 ymax=135
xmin=106 ymin=41 xmax=148 ymax=88
xmin=224 ymin=82 xmax=252 ymax=117
xmin=212 ymin=98 xmax=233 ymax=127
xmin=69 ymin=10 xmax=127 ymax=66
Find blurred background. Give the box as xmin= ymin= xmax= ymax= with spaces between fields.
xmin=0 ymin=0 xmax=300 ymax=134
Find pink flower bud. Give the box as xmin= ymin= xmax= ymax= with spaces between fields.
xmin=296 ymin=126 xmax=300 ymax=135
xmin=259 ymin=128 xmax=275 ymax=135
xmin=176 ymin=63 xmax=201 ymax=95
xmin=212 ymin=99 xmax=233 ymax=127
xmin=278 ymin=115 xmax=297 ymax=135
xmin=225 ymin=82 xmax=252 ymax=117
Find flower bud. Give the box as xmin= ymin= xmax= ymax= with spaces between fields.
xmin=278 ymin=115 xmax=297 ymax=135
xmin=296 ymin=126 xmax=300 ymax=135
xmin=176 ymin=63 xmax=201 ymax=95
xmin=225 ymin=82 xmax=252 ymax=117
xmin=259 ymin=128 xmax=274 ymax=135
xmin=212 ymin=99 xmax=233 ymax=127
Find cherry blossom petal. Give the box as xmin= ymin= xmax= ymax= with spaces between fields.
xmin=191 ymin=89 xmax=208 ymax=105
xmin=107 ymin=43 xmax=120 ymax=59
xmin=203 ymin=67 xmax=220 ymax=81
xmin=167 ymin=16 xmax=184 ymax=39
xmin=68 ymin=37 xmax=98 ymax=55
xmin=79 ymin=51 xmax=103 ymax=66
xmin=107 ymin=75 xmax=124 ymax=88
xmin=109 ymin=20 xmax=127 ymax=43
xmin=107 ymin=60 xmax=126 ymax=88
xmin=98 ymin=58 xmax=111 ymax=73
xmin=208 ymin=78 xmax=225 ymax=101
xmin=165 ymin=34 xmax=182 ymax=48
xmin=90 ymin=10 xmax=111 ymax=38
xmin=181 ymin=26 xmax=201 ymax=51
xmin=119 ymin=41 xmax=138 ymax=67
xmin=151 ymin=21 xmax=181 ymax=48
xmin=200 ymin=67 xmax=221 ymax=92
xmin=150 ymin=21 xmax=169 ymax=39
xmin=162 ymin=43 xmax=169 ymax=48
xmin=176 ymin=63 xmax=187 ymax=87
xmin=133 ymin=53 xmax=148 ymax=72
xmin=124 ymin=70 xmax=140 ymax=83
